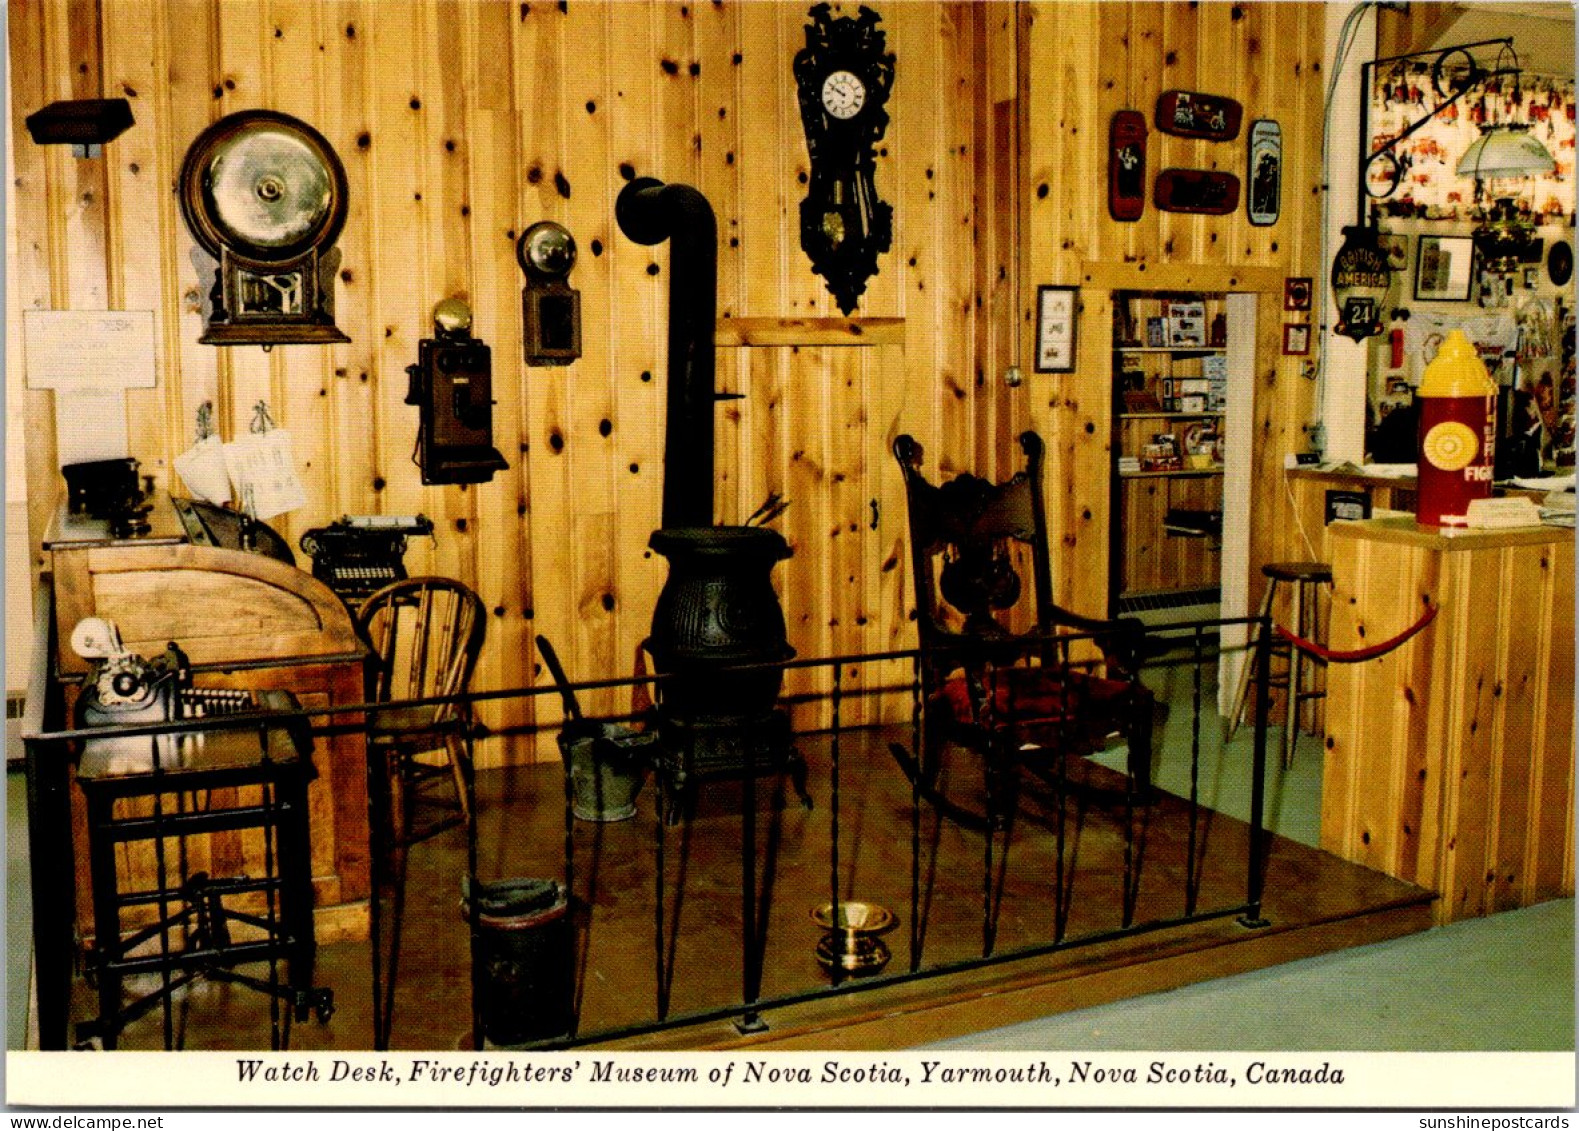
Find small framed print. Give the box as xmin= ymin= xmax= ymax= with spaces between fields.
xmin=1415 ymin=235 xmax=1475 ymax=302
xmin=1035 ymin=285 xmax=1078 ymax=373
xmin=1524 ymin=266 xmax=1540 ymax=290
xmin=1376 ymin=232 xmax=1409 ymax=273
xmin=1282 ymin=322 xmax=1311 ymax=355
xmin=1284 ymin=277 xmax=1313 ymax=312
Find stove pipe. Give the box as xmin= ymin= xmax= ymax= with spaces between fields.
xmin=615 ymin=177 xmax=717 ymax=530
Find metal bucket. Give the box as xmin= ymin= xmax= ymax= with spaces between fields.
xmin=558 ymin=725 xmax=654 ymax=822
xmin=461 ymin=876 xmax=572 ymax=1047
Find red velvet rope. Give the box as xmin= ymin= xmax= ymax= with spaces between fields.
xmin=1275 ymin=603 xmax=1438 ymax=664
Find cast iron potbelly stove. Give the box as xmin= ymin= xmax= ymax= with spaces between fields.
xmin=615 ymin=178 xmax=808 ymax=820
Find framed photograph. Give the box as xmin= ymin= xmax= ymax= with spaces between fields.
xmin=1284 ymin=277 xmax=1313 ymax=312
xmin=1415 ymin=235 xmax=1475 ymax=302
xmin=1282 ymin=322 xmax=1311 ymax=356
xmin=1376 ymin=232 xmax=1409 ymax=273
xmin=1034 ymin=285 xmax=1078 ymax=373
xmin=1524 ymin=266 xmax=1540 ymax=290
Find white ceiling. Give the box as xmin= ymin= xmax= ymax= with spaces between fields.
xmin=1424 ymin=3 xmax=1576 ymax=81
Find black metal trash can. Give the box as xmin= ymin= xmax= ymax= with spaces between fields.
xmin=461 ymin=876 xmax=572 ymax=1046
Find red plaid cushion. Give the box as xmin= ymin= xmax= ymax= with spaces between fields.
xmin=934 ymin=665 xmax=1138 ymax=747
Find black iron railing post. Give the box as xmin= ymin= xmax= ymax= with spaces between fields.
xmin=1239 ymin=611 xmax=1273 ymax=929
xmin=1185 ymin=625 xmax=1203 ymax=917
xmin=907 ymin=655 xmax=922 ymax=972
xmin=829 ymin=663 xmax=844 ymax=986
xmin=737 ymin=713 xmax=764 ymax=1032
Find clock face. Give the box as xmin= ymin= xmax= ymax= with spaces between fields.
xmin=821 ymin=70 xmax=867 ymax=120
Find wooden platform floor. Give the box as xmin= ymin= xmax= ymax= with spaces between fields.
xmin=75 ymin=728 xmax=1436 ymax=1051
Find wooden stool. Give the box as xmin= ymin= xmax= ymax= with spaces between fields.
xmin=1230 ymin=561 xmax=1333 ymax=767
xmin=75 ymin=693 xmax=333 ymax=1049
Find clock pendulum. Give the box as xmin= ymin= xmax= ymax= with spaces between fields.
xmin=793 ymin=4 xmax=895 ymax=314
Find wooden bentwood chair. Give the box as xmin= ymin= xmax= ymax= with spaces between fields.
xmin=357 ymin=576 xmax=487 ymax=847
xmin=890 ymin=431 xmax=1156 ymax=830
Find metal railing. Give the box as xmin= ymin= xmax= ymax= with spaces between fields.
xmin=26 ymin=613 xmax=1276 ymax=1051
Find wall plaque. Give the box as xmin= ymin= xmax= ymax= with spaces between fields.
xmin=1155 ymin=90 xmax=1243 ymax=141
xmin=1246 ymin=119 xmax=1281 ymax=227
xmin=1109 ymin=110 xmax=1147 ymax=222
xmin=1154 ymin=169 xmax=1240 ymax=215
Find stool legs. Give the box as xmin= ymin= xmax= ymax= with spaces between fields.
xmin=84 ymin=791 xmax=124 ymax=1050
xmin=1283 ymin=583 xmax=1307 ymax=769
xmin=276 ymin=773 xmax=320 ymax=1018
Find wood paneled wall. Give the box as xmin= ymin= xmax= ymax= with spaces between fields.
xmin=10 ymin=1 xmax=1334 ymax=756
xmin=10 ymin=0 xmax=1005 ymax=751
xmin=1022 ymin=1 xmax=1329 ymax=618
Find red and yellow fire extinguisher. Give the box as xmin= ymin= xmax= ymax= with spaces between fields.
xmin=1416 ymin=329 xmax=1496 ymax=526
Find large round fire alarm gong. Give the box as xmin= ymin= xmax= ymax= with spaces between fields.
xmin=179 ymin=109 xmax=350 ymax=347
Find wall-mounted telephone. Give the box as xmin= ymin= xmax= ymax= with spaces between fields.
xmin=518 ymin=221 xmax=582 ymax=366
xmin=405 ymin=298 xmax=508 ymax=485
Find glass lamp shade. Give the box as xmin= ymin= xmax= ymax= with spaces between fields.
xmin=1456 ymin=124 xmax=1557 ymax=180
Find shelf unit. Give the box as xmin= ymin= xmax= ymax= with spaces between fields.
xmin=1111 ymin=291 xmax=1228 ymax=608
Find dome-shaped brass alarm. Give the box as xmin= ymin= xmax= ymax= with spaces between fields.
xmin=179 ymin=109 xmax=350 ymax=346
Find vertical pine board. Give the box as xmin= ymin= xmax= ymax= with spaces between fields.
xmin=1239 ymin=0 xmax=1273 ymax=267
xmin=360 ymin=0 xmax=427 ymax=547
xmin=562 ymin=0 xmax=618 ymax=716
xmin=162 ymin=0 xmax=223 ymax=471
xmin=211 ymin=6 xmax=275 ymax=450
xmin=1155 ymin=2 xmax=1198 ymax=265
xmin=1532 ymin=541 xmax=1576 ymax=901
xmin=1491 ymin=544 xmax=1543 ymax=912
xmin=52 ymin=0 xmax=111 ymax=312
xmin=1126 ymin=2 xmax=1165 ymax=268
xmin=268 ymin=0 xmax=337 ymax=547
xmin=939 ymin=3 xmax=977 ymax=474
xmin=698 ymin=0 xmax=743 ymax=522
xmin=10 ymin=0 xmax=63 ymax=549
xmin=826 ymin=344 xmax=869 ymax=721
xmin=736 ymin=3 xmax=790 ymax=317
xmin=891 ymin=1 xmax=944 ymax=470
xmin=1393 ymin=551 xmax=1439 ymax=883
xmin=1195 ymin=1 xmax=1236 ymax=268
xmin=100 ymin=0 xmax=176 ymax=487
xmin=1091 ymin=2 xmax=1130 ymax=267
xmin=321 ymin=1 xmax=380 ymax=518
xmin=1438 ymin=551 xmax=1502 ymax=921
xmin=463 ymin=0 xmax=528 ymax=736
xmin=515 ymin=0 xmax=572 ymax=755
xmin=605 ymin=3 xmax=665 ymax=708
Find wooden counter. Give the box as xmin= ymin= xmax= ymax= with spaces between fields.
xmin=1321 ymin=515 xmax=1575 ymax=925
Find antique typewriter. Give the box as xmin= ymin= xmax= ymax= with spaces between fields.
xmin=71 ymin=618 xmax=302 ymax=776
xmin=298 ymin=514 xmax=434 ymax=606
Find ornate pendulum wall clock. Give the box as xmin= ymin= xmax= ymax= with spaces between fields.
xmin=793 ymin=3 xmax=895 ymax=314
xmin=179 ymin=109 xmax=350 ymax=346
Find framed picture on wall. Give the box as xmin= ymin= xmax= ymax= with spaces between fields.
xmin=1034 ymin=285 xmax=1078 ymax=373
xmin=1284 ymin=277 xmax=1313 ymax=311
xmin=1376 ymin=232 xmax=1409 ymax=273
xmin=1415 ymin=235 xmax=1476 ymax=302
xmin=1282 ymin=323 xmax=1311 ymax=356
